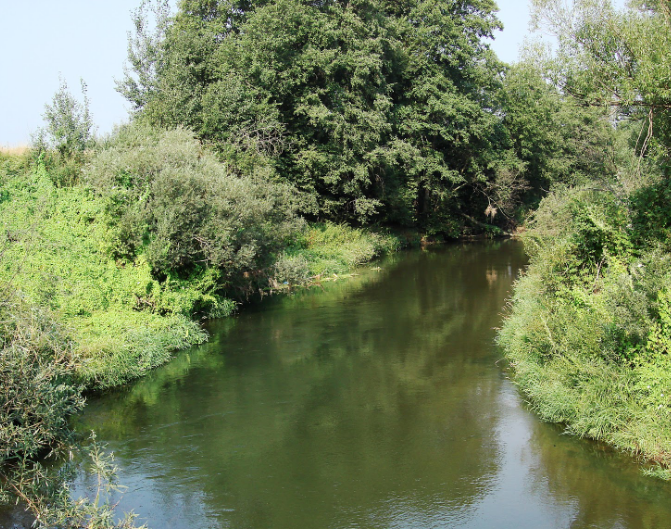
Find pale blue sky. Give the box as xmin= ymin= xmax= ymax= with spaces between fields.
xmin=0 ymin=1 xmax=555 ymax=146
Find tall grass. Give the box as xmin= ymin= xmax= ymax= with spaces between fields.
xmin=498 ymin=183 xmax=671 ymax=475
xmin=273 ymin=222 xmax=401 ymax=285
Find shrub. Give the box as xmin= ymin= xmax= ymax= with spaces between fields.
xmin=630 ymin=177 xmax=671 ymax=250
xmin=86 ymin=124 xmax=305 ymax=289
xmin=299 ymin=223 xmax=400 ymax=276
xmin=0 ymin=294 xmax=83 ymax=465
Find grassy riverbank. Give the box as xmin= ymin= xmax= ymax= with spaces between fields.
xmin=498 ymin=182 xmax=671 ymax=478
xmin=0 ymin=149 xmax=399 ymax=391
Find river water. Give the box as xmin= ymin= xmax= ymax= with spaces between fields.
xmin=72 ymin=241 xmax=671 ymax=529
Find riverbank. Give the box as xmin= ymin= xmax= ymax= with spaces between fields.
xmin=498 ymin=184 xmax=671 ymax=479
xmin=0 ymin=147 xmax=402 ymax=520
xmin=0 ymin=150 xmax=401 ymax=391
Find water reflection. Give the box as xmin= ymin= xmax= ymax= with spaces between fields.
xmin=73 ymin=242 xmax=671 ymax=529
xmin=525 ymin=414 xmax=671 ymax=528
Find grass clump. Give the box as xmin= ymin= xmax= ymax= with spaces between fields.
xmin=277 ymin=222 xmax=401 ymax=280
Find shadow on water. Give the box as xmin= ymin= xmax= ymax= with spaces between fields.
xmin=30 ymin=241 xmax=671 ymax=528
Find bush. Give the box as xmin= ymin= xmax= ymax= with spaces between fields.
xmin=0 ymin=294 xmax=83 ymax=465
xmin=498 ymin=181 xmax=671 ymax=471
xmin=630 ymin=177 xmax=671 ymax=250
xmin=86 ymin=124 xmax=305 ymax=289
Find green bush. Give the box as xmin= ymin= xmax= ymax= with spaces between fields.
xmin=0 ymin=295 xmax=83 ymax=465
xmin=86 ymin=124 xmax=305 ymax=289
xmin=0 ymin=297 xmax=146 ymax=528
xmin=297 ymin=223 xmax=400 ymax=277
xmin=631 ymin=177 xmax=671 ymax=250
xmin=499 ymin=181 xmax=671 ymax=471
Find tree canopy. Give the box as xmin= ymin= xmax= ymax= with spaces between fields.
xmin=117 ymin=0 xmax=622 ymax=233
xmin=120 ymin=0 xmax=524 ymax=232
xmin=530 ymin=0 xmax=671 ymax=164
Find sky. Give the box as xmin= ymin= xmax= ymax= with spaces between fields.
xmin=0 ymin=1 xmax=556 ymax=146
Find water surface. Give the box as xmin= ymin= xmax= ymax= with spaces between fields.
xmin=75 ymin=242 xmax=671 ymax=529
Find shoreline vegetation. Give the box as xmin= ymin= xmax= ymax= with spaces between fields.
xmin=0 ymin=145 xmax=404 ymax=391
xmin=0 ymin=144 xmax=405 ymax=527
xmin=498 ymin=182 xmax=671 ymax=480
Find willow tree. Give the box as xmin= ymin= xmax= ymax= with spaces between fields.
xmin=530 ymin=0 xmax=671 ymax=163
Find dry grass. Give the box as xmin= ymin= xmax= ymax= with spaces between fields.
xmin=0 ymin=144 xmax=30 ymax=156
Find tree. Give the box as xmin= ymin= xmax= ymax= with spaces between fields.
xmin=32 ymin=77 xmax=95 ymax=157
xmin=529 ymin=0 xmax=671 ymax=163
xmin=115 ymin=0 xmax=172 ymax=112
xmin=497 ymin=57 xmax=616 ymax=212
xmin=124 ymin=0 xmax=516 ymax=233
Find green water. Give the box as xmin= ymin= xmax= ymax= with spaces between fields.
xmin=73 ymin=241 xmax=671 ymax=529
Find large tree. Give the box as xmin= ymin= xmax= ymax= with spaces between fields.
xmin=121 ymin=0 xmax=518 ymax=233
xmin=530 ymin=0 xmax=671 ymax=164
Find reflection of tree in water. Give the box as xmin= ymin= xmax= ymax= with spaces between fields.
xmin=78 ymin=241 xmax=529 ymax=529
xmin=526 ymin=419 xmax=671 ymax=529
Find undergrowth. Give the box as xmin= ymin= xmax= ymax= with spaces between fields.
xmin=499 ymin=179 xmax=671 ymax=475
xmin=273 ymin=222 xmax=400 ymax=286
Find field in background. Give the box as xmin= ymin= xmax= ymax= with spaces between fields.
xmin=0 ymin=144 xmax=29 ymax=156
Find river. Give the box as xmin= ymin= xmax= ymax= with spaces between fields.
xmin=66 ymin=241 xmax=671 ymax=528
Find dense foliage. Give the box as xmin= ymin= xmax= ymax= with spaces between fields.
xmin=530 ymin=0 xmax=671 ymax=165
xmin=121 ymin=0 xmax=568 ymax=233
xmin=5 ymin=0 xmax=671 ymax=523
xmin=498 ymin=60 xmax=617 ymax=206
xmin=87 ymin=124 xmax=306 ymax=285
xmin=0 ymin=156 xmax=209 ymax=389
xmin=499 ymin=182 xmax=671 ymax=473
xmin=499 ymin=0 xmax=671 ymax=476
xmin=0 ymin=293 xmax=83 ymax=465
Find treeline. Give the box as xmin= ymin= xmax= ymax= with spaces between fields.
xmin=499 ymin=0 xmax=671 ymax=477
xmin=119 ymin=0 xmax=614 ymax=234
